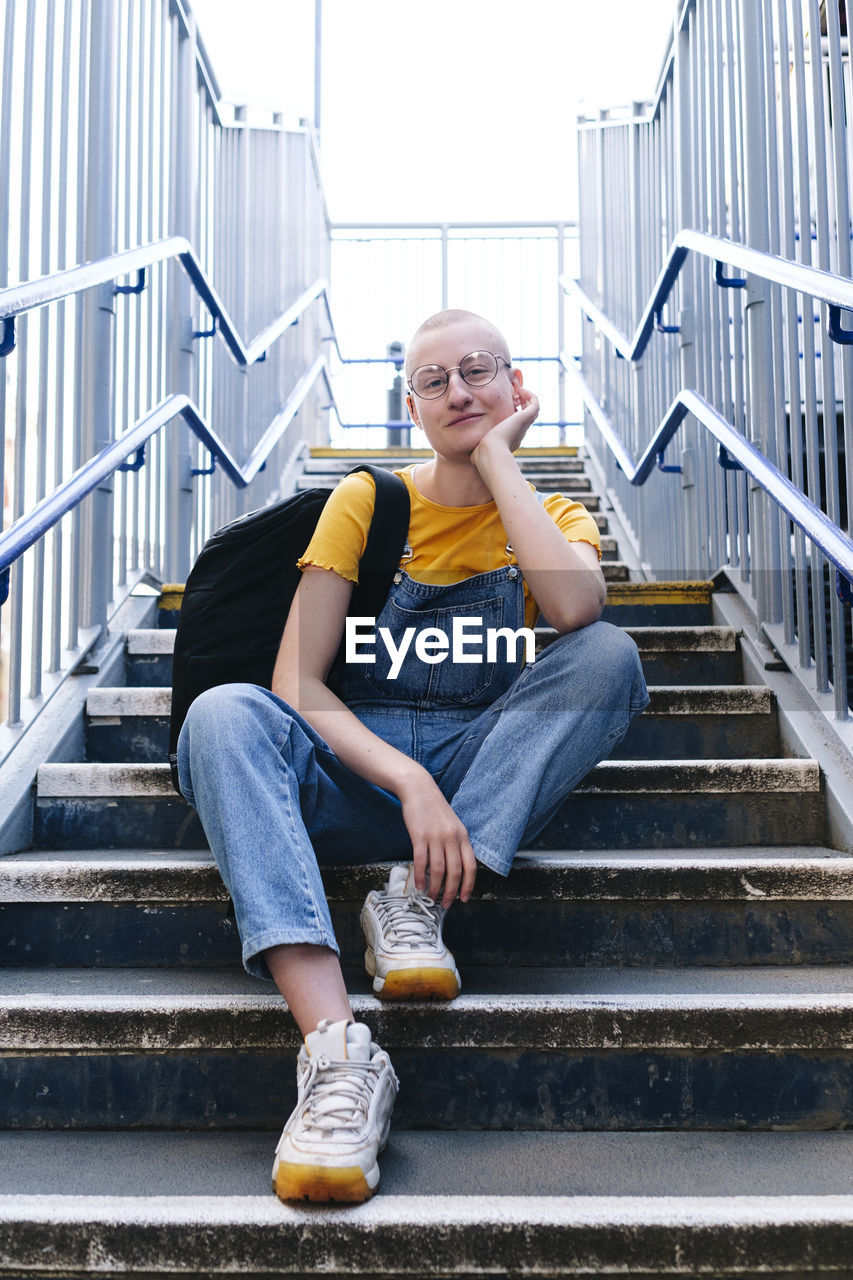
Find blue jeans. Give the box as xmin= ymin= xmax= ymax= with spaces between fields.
xmin=178 ymin=583 xmax=648 ymax=979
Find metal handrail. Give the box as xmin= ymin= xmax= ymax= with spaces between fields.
xmin=560 ymin=229 xmax=853 ymax=363
xmin=0 ymin=356 xmax=338 ymax=605
xmin=562 ymin=356 xmax=853 ymax=596
xmin=0 ymin=237 xmax=336 ymax=369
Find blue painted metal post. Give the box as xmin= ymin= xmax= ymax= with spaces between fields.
xmin=165 ymin=9 xmax=197 ymax=582
xmin=80 ymin=0 xmax=119 ymax=637
xmin=739 ymin=0 xmax=781 ymax=627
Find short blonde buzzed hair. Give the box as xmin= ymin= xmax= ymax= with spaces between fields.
xmin=405 ymin=309 xmax=512 ymax=380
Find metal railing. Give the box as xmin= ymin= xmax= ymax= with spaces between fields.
xmin=574 ymin=0 xmax=853 ymax=724
xmin=0 ymin=0 xmax=330 ymax=755
xmin=327 ymin=222 xmax=582 ymax=448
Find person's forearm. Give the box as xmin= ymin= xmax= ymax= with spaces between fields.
xmin=474 ymin=440 xmax=606 ymax=631
xmin=274 ymin=668 xmax=477 ymax=905
xmin=273 ymin=669 xmax=425 ymax=798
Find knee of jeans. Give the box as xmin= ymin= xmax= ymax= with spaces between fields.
xmin=182 ymin=683 xmax=287 ymax=761
xmin=570 ymin=621 xmax=646 ymax=691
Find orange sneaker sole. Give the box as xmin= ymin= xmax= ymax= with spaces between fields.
xmin=274 ymin=1162 xmax=375 ymax=1203
xmin=376 ymin=966 xmax=460 ymax=1001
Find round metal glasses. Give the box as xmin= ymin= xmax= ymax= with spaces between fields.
xmin=408 ymin=351 xmax=511 ymax=400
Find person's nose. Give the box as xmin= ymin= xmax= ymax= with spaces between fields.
xmin=446 ymin=368 xmax=473 ymax=407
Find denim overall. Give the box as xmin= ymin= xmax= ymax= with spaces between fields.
xmin=178 ymin=566 xmax=648 ymax=979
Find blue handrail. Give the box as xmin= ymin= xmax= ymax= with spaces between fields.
xmin=562 ymin=357 xmax=853 ymax=599
xmin=559 ymin=229 xmax=853 ymax=362
xmin=0 ymin=356 xmax=336 ymax=606
xmin=0 ymin=237 xmax=337 ymax=368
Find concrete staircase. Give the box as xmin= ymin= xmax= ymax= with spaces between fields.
xmin=2 ymin=447 xmax=853 ymax=1277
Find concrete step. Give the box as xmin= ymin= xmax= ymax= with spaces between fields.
xmin=33 ymin=758 xmax=825 ymax=850
xmin=309 ymin=445 xmax=581 ymax=461
xmin=3 ymin=965 xmax=853 ymax=1130
xmin=126 ymin=624 xmax=743 ymax=689
xmin=295 ymin=472 xmax=594 ymax=494
xmin=602 ymin=581 xmax=715 ymax=627
xmin=4 ymin=848 xmax=853 ymax=970
xmin=302 ymin=457 xmax=587 ymax=475
xmin=614 ymin=685 xmax=779 ymax=758
xmin=613 ymin=625 xmax=743 ymax=685
xmin=124 ymin=626 xmax=175 ymax=686
xmin=84 ymin=684 xmax=778 ymax=763
xmin=2 ymin=1131 xmax=853 ymax=1279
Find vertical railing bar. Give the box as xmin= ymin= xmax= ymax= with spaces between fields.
xmin=788 ymin=0 xmax=824 ymax=686
xmin=144 ymin=0 xmax=160 ymax=575
xmin=132 ymin=0 xmax=147 ymax=576
xmin=117 ymin=0 xmax=131 ymax=590
xmin=32 ymin=0 xmax=61 ymax=701
xmin=844 ymin=0 xmax=853 ymax=537
xmin=155 ymin=0 xmax=171 ymax=582
xmin=0 ymin=0 xmax=16 ymax=551
xmin=8 ymin=0 xmax=39 ymax=728
xmin=707 ymin=0 xmax=727 ymax=572
xmin=761 ymin=0 xmax=794 ymax=649
xmin=806 ymin=0 xmax=842 ymax=704
xmin=740 ymin=1 xmax=777 ymax=624
xmin=0 ymin=0 xmax=13 ymax=725
xmin=773 ymin=0 xmax=811 ymax=664
xmin=80 ymin=0 xmax=119 ymax=638
xmin=69 ymin=0 xmax=92 ymax=655
xmin=50 ymin=0 xmax=75 ymax=676
xmin=676 ymin=9 xmax=697 ymax=582
xmin=723 ymin=0 xmax=748 ymax=580
xmin=822 ymin=0 xmax=851 ymax=716
xmin=699 ymin=5 xmax=712 ymax=571
xmin=711 ymin=0 xmax=735 ymax=572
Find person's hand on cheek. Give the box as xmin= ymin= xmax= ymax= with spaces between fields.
xmin=472 ymin=383 xmax=540 ymax=464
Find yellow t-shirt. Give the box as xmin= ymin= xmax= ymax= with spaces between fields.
xmin=297 ymin=465 xmax=601 ymax=629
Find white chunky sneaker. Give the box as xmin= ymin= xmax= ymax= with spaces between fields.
xmin=272 ymin=1017 xmax=399 ymax=1203
xmin=360 ymin=864 xmax=461 ymax=1000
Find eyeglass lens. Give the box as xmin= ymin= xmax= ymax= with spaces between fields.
xmin=410 ymin=351 xmax=500 ymax=399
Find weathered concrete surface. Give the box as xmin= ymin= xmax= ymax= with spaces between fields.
xmin=3 ymin=848 xmax=853 ymax=904
xmin=87 ymin=688 xmax=172 ymax=717
xmin=8 ymin=850 xmax=853 ymax=970
xmin=85 ymin=685 xmax=782 ymax=764
xmin=37 ymin=763 xmax=176 ymax=798
xmin=643 ymin=686 xmax=771 ymax=714
xmin=86 ymin=684 xmax=772 ymax=721
xmin=576 ymin=759 xmax=819 ymax=794
xmin=36 ymin=758 xmax=819 ymax=800
xmin=2 ymin=1189 xmax=853 ymax=1277
xmin=4 ymin=966 xmax=853 ymax=1052
xmin=126 ymin=630 xmax=175 ymax=654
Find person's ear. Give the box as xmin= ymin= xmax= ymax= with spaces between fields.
xmin=510 ymin=367 xmax=523 ymax=409
xmin=406 ymin=392 xmax=421 ymax=428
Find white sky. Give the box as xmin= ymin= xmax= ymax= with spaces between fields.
xmin=190 ymin=0 xmax=678 ymax=223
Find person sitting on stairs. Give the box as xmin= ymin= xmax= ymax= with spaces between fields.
xmin=177 ymin=307 xmax=649 ymax=1205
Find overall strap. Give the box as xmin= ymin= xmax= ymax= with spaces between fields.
xmin=349 ymin=464 xmax=410 ymax=618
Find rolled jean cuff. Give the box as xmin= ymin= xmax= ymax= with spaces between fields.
xmin=242 ymin=925 xmax=341 ymax=981
xmin=473 ymin=840 xmax=513 ymax=878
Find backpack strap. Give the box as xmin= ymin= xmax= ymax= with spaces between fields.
xmin=349 ymin=464 xmax=411 ymax=618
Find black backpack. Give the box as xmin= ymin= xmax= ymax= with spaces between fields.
xmin=168 ymin=464 xmax=410 ymax=794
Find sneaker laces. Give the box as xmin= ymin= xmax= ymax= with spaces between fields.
xmin=298 ymin=1054 xmax=379 ymax=1137
xmin=374 ymin=889 xmax=442 ymax=952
